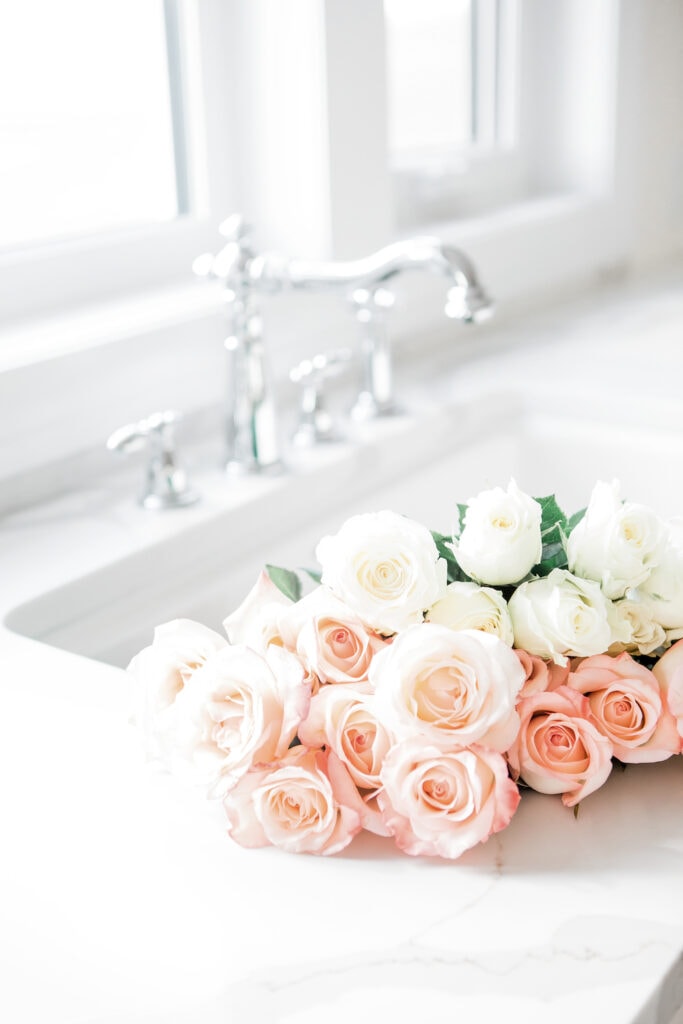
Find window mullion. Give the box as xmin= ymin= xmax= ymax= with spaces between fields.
xmin=162 ymin=0 xmax=191 ymax=216
xmin=471 ymin=0 xmax=499 ymax=150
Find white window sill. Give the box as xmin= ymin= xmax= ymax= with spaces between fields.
xmin=0 ymin=188 xmax=671 ymax=514
xmin=3 ymin=190 xmax=629 ymax=370
xmin=0 ymin=280 xmax=225 ymax=374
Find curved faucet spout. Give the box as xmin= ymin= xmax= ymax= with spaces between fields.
xmin=255 ymin=236 xmax=494 ymax=323
xmin=195 ymin=217 xmax=496 ymax=461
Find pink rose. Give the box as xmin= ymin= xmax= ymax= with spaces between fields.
xmin=282 ymin=587 xmax=387 ymax=685
xmin=568 ymin=653 xmax=680 ymax=762
xmin=298 ymin=683 xmax=393 ymax=791
xmin=127 ymin=619 xmax=227 ymax=760
xmin=652 ymin=639 xmax=683 ymax=747
xmin=515 ymin=650 xmax=570 ymax=699
xmin=371 ymin=623 xmax=525 ymax=752
xmin=166 ymin=644 xmax=310 ymax=795
xmin=222 ymin=570 xmax=292 ymax=651
xmin=224 ymin=747 xmax=363 ymax=855
xmin=379 ymin=737 xmax=520 ymax=859
xmin=507 ymin=686 xmax=614 ymax=807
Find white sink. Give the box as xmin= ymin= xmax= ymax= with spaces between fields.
xmin=5 ymin=280 xmax=683 ymax=1024
xmin=2 ymin=382 xmax=683 ymax=1024
xmin=5 ymin=397 xmax=683 ymax=668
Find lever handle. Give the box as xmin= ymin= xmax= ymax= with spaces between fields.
xmin=106 ymin=411 xmax=200 ymax=510
xmin=289 ymin=348 xmax=352 ymax=386
xmin=192 ymin=214 xmax=255 ymax=283
xmin=289 ymin=349 xmax=351 ymax=448
xmin=219 ymin=213 xmax=251 ymax=242
xmin=106 ymin=410 xmax=179 ymax=456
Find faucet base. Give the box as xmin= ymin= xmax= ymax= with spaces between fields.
xmin=225 ymin=459 xmax=285 ymax=477
xmin=349 ymin=391 xmax=403 ymax=422
xmin=141 ymin=487 xmax=201 ymax=511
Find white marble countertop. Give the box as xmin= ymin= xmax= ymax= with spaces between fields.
xmin=2 ymin=265 xmax=683 ymax=1024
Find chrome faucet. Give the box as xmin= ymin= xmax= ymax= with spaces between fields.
xmin=194 ymin=218 xmax=494 ymax=470
xmin=257 ymin=236 xmax=493 ymax=321
xmin=256 ymin=235 xmax=494 ymax=420
xmin=107 ymin=410 xmax=200 ymax=510
xmin=194 ymin=216 xmax=282 ymax=474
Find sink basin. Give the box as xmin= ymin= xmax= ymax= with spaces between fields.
xmin=6 ymin=399 xmax=683 ymax=669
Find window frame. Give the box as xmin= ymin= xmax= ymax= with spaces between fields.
xmin=0 ymin=0 xmax=632 ymax=324
xmin=388 ymin=0 xmax=625 ymax=232
xmin=1 ymin=0 xmax=680 ymax=506
xmin=0 ymin=0 xmax=237 ymax=324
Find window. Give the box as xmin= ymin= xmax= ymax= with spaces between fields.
xmin=0 ymin=0 xmax=234 ymax=323
xmin=3 ymin=0 xmax=680 ymax=497
xmin=385 ymin=0 xmax=520 ymax=225
xmin=0 ymin=0 xmax=182 ymax=251
xmin=385 ymin=0 xmax=474 ymax=158
xmin=385 ymin=0 xmax=517 ymax=162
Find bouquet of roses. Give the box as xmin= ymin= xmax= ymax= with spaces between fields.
xmin=129 ymin=480 xmax=683 ymax=860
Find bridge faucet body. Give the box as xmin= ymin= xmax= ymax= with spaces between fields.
xmin=252 ymin=235 xmax=494 ymax=419
xmin=194 ymin=218 xmax=282 ymax=474
xmin=252 ymin=235 xmax=494 ymax=325
xmin=195 ymin=219 xmax=494 ymax=469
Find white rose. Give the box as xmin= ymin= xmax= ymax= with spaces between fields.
xmin=316 ymin=510 xmax=447 ymax=635
xmin=608 ymin=597 xmax=667 ymax=656
xmin=370 ymin=622 xmax=525 ymax=751
xmin=127 ymin=619 xmax=227 ymax=759
xmin=566 ymin=480 xmax=664 ymax=599
xmin=634 ymin=518 xmax=683 ymax=641
xmin=453 ymin=480 xmax=542 ymax=585
xmin=162 ymin=644 xmax=310 ymax=796
xmin=426 ymin=580 xmax=514 ymax=645
xmin=639 ymin=556 xmax=683 ymax=640
xmin=508 ymin=568 xmax=613 ymax=665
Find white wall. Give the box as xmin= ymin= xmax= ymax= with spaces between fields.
xmin=1 ymin=0 xmax=682 ymax=511
xmin=625 ymin=0 xmax=683 ymax=263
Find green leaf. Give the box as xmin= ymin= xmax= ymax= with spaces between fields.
xmin=431 ymin=529 xmax=455 ymax=560
xmin=529 ymin=495 xmax=571 ymax=575
xmin=541 ymin=540 xmax=566 ymax=561
xmin=447 ymin=562 xmax=473 ymax=584
xmin=430 ymin=530 xmax=471 ymax=584
xmin=533 ymin=539 xmax=569 ymax=576
xmin=573 ymin=802 xmax=580 ymax=819
xmin=301 ymin=566 xmax=322 ymax=585
xmin=265 ymin=564 xmax=301 ymax=602
xmin=455 ymin=503 xmax=468 ymax=538
xmin=536 ymin=494 xmax=567 ymax=538
xmin=567 ymin=507 xmax=587 ymax=533
xmin=540 ymin=524 xmax=565 ymax=557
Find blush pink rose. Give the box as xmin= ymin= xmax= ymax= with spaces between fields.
xmin=298 ymin=684 xmax=393 ymax=791
xmin=222 ymin=570 xmax=292 ymax=651
xmin=652 ymin=639 xmax=683 ymax=747
xmin=379 ymin=737 xmax=520 ymax=859
xmin=166 ymin=644 xmax=310 ymax=795
xmin=514 ymin=650 xmax=570 ymax=699
xmin=568 ymin=653 xmax=680 ymax=762
xmin=224 ymin=747 xmax=363 ymax=855
xmin=288 ymin=588 xmax=387 ymax=685
xmin=371 ymin=623 xmax=525 ymax=752
xmin=507 ymin=686 xmax=614 ymax=807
